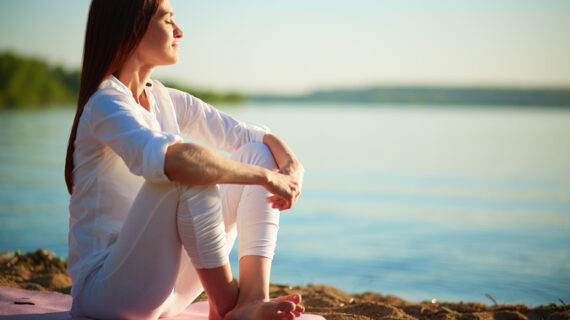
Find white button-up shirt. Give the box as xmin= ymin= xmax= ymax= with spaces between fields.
xmin=68 ymin=75 xmax=268 ymax=296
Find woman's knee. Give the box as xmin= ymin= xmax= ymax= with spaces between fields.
xmin=176 ymin=184 xmax=229 ymax=269
xmin=232 ymin=143 xmax=277 ymax=170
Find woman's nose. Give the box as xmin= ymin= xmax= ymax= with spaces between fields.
xmin=174 ymin=23 xmax=183 ymax=39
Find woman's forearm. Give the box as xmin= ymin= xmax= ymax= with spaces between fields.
xmin=165 ymin=137 xmax=302 ymax=210
xmin=262 ymin=133 xmax=300 ymax=172
xmin=164 ymin=142 xmax=269 ymax=186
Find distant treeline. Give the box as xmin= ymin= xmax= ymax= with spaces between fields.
xmin=0 ymin=52 xmax=80 ymax=108
xmin=0 ymin=51 xmax=245 ymax=109
xmin=251 ymin=87 xmax=570 ymax=107
xmin=161 ymin=81 xmax=245 ymax=105
xmin=3 ymin=51 xmax=569 ymax=109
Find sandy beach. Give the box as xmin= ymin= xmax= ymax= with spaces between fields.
xmin=1 ymin=249 xmax=568 ymax=320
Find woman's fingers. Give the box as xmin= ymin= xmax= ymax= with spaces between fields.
xmin=266 ymin=196 xmax=290 ymax=210
xmin=266 ymin=195 xmax=289 ymax=210
xmin=263 ymin=169 xmax=305 ymax=211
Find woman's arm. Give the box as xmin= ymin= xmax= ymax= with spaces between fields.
xmin=164 ymin=142 xmax=299 ymax=207
xmin=167 ymin=89 xmax=303 ymax=209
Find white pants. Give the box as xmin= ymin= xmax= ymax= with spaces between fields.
xmin=75 ymin=143 xmax=280 ymax=319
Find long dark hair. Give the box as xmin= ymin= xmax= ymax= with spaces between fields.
xmin=65 ymin=0 xmax=160 ymax=194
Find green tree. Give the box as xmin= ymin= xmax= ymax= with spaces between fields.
xmin=0 ymin=51 xmax=79 ymax=109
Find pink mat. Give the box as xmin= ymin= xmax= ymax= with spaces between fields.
xmin=0 ymin=286 xmax=324 ymax=320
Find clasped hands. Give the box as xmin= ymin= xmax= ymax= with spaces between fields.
xmin=264 ymin=161 xmax=304 ymax=211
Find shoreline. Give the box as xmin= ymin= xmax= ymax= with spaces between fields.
xmin=1 ymin=249 xmax=568 ymax=320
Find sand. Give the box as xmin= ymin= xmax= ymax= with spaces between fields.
xmin=1 ymin=249 xmax=568 ymax=320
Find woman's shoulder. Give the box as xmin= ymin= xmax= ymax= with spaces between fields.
xmin=83 ymin=86 xmax=136 ymax=124
xmin=149 ymin=79 xmax=200 ymax=108
xmin=87 ymin=77 xmax=133 ymax=108
xmin=150 ymin=79 xmax=187 ymax=97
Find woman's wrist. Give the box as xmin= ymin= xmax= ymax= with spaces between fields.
xmin=258 ymin=167 xmax=272 ymax=188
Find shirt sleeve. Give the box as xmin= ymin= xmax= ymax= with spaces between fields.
xmin=167 ymin=88 xmax=269 ymax=153
xmin=86 ymin=93 xmax=183 ymax=182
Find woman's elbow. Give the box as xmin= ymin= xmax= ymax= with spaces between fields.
xmin=164 ymin=142 xmax=186 ymax=182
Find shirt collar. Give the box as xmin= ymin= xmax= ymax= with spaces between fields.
xmin=101 ymin=74 xmax=153 ymax=98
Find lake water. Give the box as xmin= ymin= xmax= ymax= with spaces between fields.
xmin=0 ymin=104 xmax=569 ymax=306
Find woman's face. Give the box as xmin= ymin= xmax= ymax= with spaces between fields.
xmin=135 ymin=0 xmax=183 ymax=67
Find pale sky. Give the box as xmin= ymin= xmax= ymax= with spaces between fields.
xmin=1 ymin=0 xmax=569 ymax=94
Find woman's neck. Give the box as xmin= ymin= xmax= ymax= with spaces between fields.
xmin=115 ymin=59 xmax=155 ymax=109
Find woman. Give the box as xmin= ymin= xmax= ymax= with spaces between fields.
xmin=64 ymin=0 xmax=305 ymax=319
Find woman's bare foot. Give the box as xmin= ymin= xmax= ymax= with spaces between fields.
xmin=224 ymin=294 xmax=304 ymax=320
xmin=271 ymin=294 xmax=305 ymax=317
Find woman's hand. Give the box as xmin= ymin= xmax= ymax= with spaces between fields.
xmin=264 ymin=161 xmax=304 ymax=211
xmin=264 ymin=171 xmax=298 ymax=211
xmin=262 ymin=133 xmax=304 ymax=211
xmin=280 ymin=160 xmax=304 ymax=207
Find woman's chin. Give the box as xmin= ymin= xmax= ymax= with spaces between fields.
xmin=158 ymin=56 xmax=179 ymax=66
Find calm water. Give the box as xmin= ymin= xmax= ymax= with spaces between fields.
xmin=1 ymin=104 xmax=569 ymax=306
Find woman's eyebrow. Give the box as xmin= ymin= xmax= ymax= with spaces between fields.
xmin=157 ymin=10 xmax=173 ymax=18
